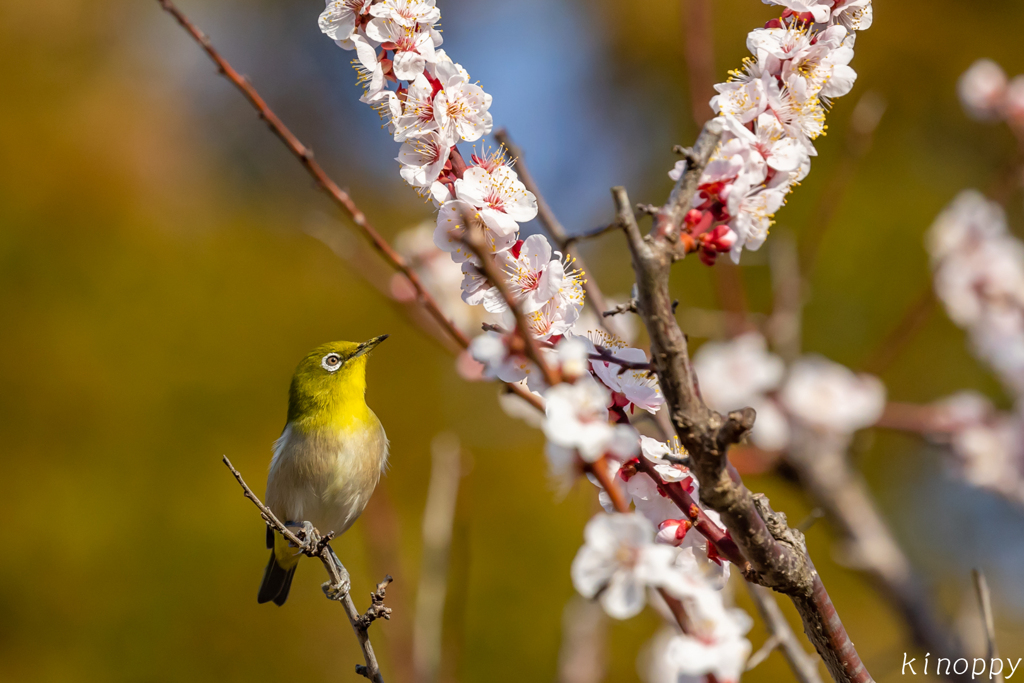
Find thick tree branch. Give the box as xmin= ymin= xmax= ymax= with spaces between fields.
xmin=617 ymin=119 xmax=873 ymax=683
xmin=222 ymin=457 xmax=389 ymax=683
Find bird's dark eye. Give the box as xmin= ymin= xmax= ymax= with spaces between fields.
xmin=321 ymin=353 xmax=343 ymax=371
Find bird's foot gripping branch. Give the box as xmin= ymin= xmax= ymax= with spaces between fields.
xmin=222 ymin=457 xmax=392 ymax=683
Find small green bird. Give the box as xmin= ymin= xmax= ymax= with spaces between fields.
xmin=258 ymin=336 xmax=390 ymax=606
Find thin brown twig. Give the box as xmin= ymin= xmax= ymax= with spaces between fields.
xmin=746 ymin=583 xmax=824 ymax=683
xmin=680 ymin=0 xmax=716 ymax=129
xmin=154 ymin=0 xmax=546 ymax=414
xmin=222 ymin=457 xmax=389 ymax=683
xmin=862 ymin=285 xmax=937 ymax=375
xmin=784 ymin=429 xmax=970 ymax=683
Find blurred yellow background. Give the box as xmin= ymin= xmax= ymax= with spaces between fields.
xmin=3 ymin=0 xmax=1024 ymax=682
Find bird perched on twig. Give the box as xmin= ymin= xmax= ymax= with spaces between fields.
xmin=258 ymin=336 xmax=390 ymax=606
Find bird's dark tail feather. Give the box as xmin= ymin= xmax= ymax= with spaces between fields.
xmin=258 ymin=550 xmax=297 ymax=606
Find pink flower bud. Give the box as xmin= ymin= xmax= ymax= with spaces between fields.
xmin=656 ymin=519 xmax=692 ymax=546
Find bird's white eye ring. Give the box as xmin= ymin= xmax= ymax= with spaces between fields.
xmin=322 ymin=353 xmax=343 ymax=372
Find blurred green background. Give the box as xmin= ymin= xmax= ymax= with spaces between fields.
xmin=3 ymin=0 xmax=1024 ymax=681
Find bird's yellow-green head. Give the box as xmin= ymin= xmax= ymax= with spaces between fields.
xmin=286 ymin=336 xmax=388 ymax=430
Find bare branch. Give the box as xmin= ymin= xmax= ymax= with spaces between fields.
xmin=785 ymin=430 xmax=970 ymax=682
xmin=222 ymin=457 xmax=389 ymax=683
xmin=413 ymin=435 xmax=462 ymax=683
xmin=973 ymin=569 xmax=1003 ymax=683
xmin=746 ymin=583 xmax=824 ymax=683
xmin=603 ymin=298 xmax=638 ymax=318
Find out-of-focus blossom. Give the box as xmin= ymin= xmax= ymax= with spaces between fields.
xmin=928 ymin=190 xmax=1024 ymax=396
xmin=571 ymin=513 xmax=725 ymax=621
xmin=780 ymin=356 xmax=886 ymax=434
xmin=571 ymin=513 xmax=681 ymax=619
xmin=958 ymin=59 xmax=1008 ymax=122
xmin=662 ymin=603 xmax=753 ymax=683
xmin=556 ymin=336 xmax=591 ymax=382
xmin=544 ymin=376 xmax=635 ymax=462
xmin=1006 ymin=75 xmax=1024 ymax=126
xmin=391 ymin=222 xmax=488 ymax=332
xmin=694 ymin=332 xmax=785 ymax=410
xmin=693 ymin=332 xmax=792 ymax=449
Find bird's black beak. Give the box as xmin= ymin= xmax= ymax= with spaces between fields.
xmin=354 ymin=334 xmax=389 ymax=358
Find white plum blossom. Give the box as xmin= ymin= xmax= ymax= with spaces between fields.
xmin=368 ymin=0 xmax=440 ymax=28
xmin=588 ymin=337 xmax=665 ymax=414
xmin=365 ymin=18 xmax=437 ymax=80
xmin=455 ymin=165 xmax=538 ymax=235
xmin=544 ymin=376 xmax=635 ymax=462
xmin=433 ymin=199 xmax=517 ymax=263
xmin=780 ymin=356 xmax=886 ymax=434
xmin=723 ymin=113 xmax=808 ymax=175
xmin=397 ymin=129 xmax=450 ymax=188
xmin=351 ymin=32 xmax=387 ymax=100
xmin=695 ymin=6 xmax=870 ymax=262
xmin=761 ymin=0 xmax=872 ymax=31
xmin=711 ymin=62 xmax=771 ymax=124
xmin=958 ymin=59 xmax=1008 ymax=122
xmin=392 ymin=75 xmax=438 ymax=142
xmin=761 ymin=0 xmax=831 ymax=23
xmin=572 ymin=513 xmax=715 ymax=620
xmin=523 ymin=296 xmax=582 ymax=341
xmin=626 ymin=437 xmax=695 ymax=525
xmin=727 ymin=183 xmax=789 ymax=259
xmin=829 ymin=0 xmax=873 ymax=31
xmin=500 ymin=235 xmax=568 ymax=313
xmin=434 ymin=62 xmax=493 ymax=145
xmin=319 ymin=0 xmax=371 ymax=46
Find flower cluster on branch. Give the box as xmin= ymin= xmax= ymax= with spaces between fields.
xmin=315 ymin=1 xmax=880 ymax=680
xmin=673 ymin=0 xmax=872 ymax=264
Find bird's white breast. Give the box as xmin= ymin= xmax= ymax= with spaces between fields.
xmin=265 ymin=417 xmax=388 ymax=537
